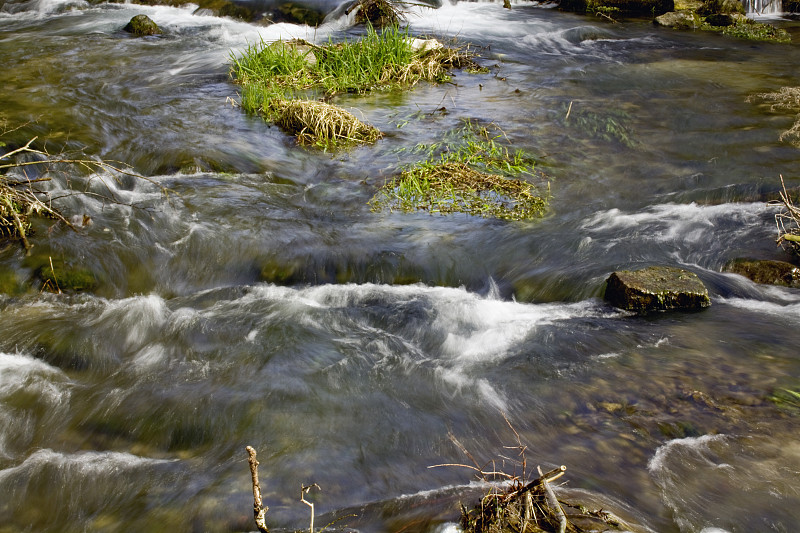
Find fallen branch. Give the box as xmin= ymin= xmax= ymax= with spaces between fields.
xmin=246 ymin=446 xmax=270 ymax=533
xmin=538 ymin=465 xmax=566 ymax=533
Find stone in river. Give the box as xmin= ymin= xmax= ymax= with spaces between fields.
xmin=723 ymin=258 xmax=800 ymax=289
xmin=123 ymin=15 xmax=162 ymax=36
xmin=604 ymin=265 xmax=711 ymax=312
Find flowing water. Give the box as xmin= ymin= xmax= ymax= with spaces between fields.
xmin=1 ymin=1 xmax=800 ymax=532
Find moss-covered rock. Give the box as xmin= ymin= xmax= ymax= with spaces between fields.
xmin=723 ymin=258 xmax=800 ymax=288
xmin=123 ymin=14 xmax=162 ymax=36
xmin=605 ymin=266 xmax=711 ymax=312
xmin=561 ymin=0 xmax=675 ymax=16
xmin=655 ymin=10 xmax=699 ymax=27
xmin=36 ymin=261 xmax=97 ymax=293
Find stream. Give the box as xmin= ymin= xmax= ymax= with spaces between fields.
xmin=1 ymin=1 xmax=800 ymax=531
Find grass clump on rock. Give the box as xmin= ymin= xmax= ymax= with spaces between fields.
xmin=370 ymin=121 xmax=550 ymax=220
xmin=230 ymin=24 xmax=481 ymax=148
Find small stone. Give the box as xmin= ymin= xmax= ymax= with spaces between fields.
xmin=605 ymin=265 xmax=711 ymax=313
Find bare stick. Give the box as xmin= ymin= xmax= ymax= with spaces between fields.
xmin=538 ymin=465 xmax=566 ymax=533
xmin=2 ymin=196 xmax=31 ymax=253
xmin=301 ymin=483 xmax=321 ymax=533
xmin=246 ymin=446 xmax=269 ymax=533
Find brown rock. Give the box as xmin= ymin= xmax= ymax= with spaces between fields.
xmin=605 ymin=265 xmax=711 ymax=312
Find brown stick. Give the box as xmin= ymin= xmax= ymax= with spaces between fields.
xmin=246 ymin=446 xmax=270 ymax=533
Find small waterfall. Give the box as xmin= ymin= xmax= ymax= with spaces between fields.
xmin=743 ymin=0 xmax=782 ymax=14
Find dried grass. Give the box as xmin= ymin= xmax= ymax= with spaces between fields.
xmin=773 ymin=174 xmax=800 ymax=256
xmin=270 ymin=99 xmax=383 ymax=147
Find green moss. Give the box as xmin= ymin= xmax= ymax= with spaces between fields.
xmin=37 ymin=261 xmax=97 ymax=293
xmin=702 ymin=18 xmax=791 ymax=43
xmin=0 ymin=267 xmax=23 ymax=295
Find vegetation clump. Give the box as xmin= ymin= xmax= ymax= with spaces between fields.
xmin=370 ymin=121 xmax=549 ymax=220
xmin=707 ymin=17 xmax=791 ymax=43
xmin=230 ymin=24 xmax=481 ymax=148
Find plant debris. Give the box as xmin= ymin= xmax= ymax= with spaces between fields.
xmin=772 ymin=174 xmax=800 ymax=257
xmin=347 ymin=0 xmax=402 ymax=27
xmin=460 ymin=465 xmax=629 ymax=533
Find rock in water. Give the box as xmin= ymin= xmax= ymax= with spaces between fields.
xmin=605 ymin=266 xmax=711 ymax=312
xmin=124 ymin=15 xmax=162 ymax=36
xmin=723 ymin=258 xmax=800 ymax=288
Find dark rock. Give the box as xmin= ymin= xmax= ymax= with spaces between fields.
xmin=123 ymin=14 xmax=162 ymax=36
xmin=655 ymin=10 xmax=698 ymax=27
xmin=723 ymin=258 xmax=800 ymax=288
xmin=704 ymin=12 xmax=735 ymax=25
xmin=561 ymin=0 xmax=675 ymax=16
xmin=604 ymin=265 xmax=711 ymax=312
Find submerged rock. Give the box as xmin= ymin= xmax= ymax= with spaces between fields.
xmin=123 ymin=14 xmax=162 ymax=36
xmin=604 ymin=266 xmax=711 ymax=312
xmin=723 ymin=258 xmax=800 ymax=288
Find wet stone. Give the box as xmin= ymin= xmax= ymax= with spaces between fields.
xmin=604 ymin=265 xmax=711 ymax=313
xmin=723 ymin=258 xmax=800 ymax=289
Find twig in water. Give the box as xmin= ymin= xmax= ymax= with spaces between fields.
xmin=301 ymin=483 xmax=321 ymax=533
xmin=246 ymin=446 xmax=270 ymax=533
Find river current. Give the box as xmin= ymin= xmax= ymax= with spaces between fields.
xmin=1 ymin=1 xmax=800 ymax=532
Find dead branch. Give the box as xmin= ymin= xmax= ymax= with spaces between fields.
xmin=538 ymin=465 xmax=566 ymax=533
xmin=300 ymin=483 xmax=321 ymax=533
xmin=246 ymin=446 xmax=269 ymax=533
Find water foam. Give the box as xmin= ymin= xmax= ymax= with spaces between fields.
xmin=0 ymin=353 xmax=71 ymax=457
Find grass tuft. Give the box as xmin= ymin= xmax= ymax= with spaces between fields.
xmin=370 ymin=121 xmax=549 ymax=220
